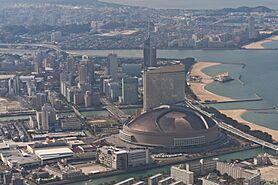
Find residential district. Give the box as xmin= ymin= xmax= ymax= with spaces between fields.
xmin=0 ymin=0 xmax=278 ymax=185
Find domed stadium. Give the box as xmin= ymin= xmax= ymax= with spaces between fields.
xmin=119 ymin=105 xmax=226 ymax=151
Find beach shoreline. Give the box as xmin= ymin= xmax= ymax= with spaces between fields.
xmin=242 ymin=35 xmax=278 ymax=49
xmin=189 ymin=61 xmax=278 ymax=141
xmin=190 ymin=61 xmax=234 ymax=103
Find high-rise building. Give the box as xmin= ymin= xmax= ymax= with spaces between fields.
xmin=84 ymin=91 xmax=92 ymax=107
xmin=107 ymin=54 xmax=118 ymax=81
xmin=248 ymin=16 xmax=257 ymax=39
xmin=35 ymin=93 xmax=47 ymax=110
xmin=122 ymin=64 xmax=142 ymax=77
xmin=143 ymin=36 xmax=157 ymax=68
xmin=143 ymin=64 xmax=185 ymax=111
xmin=78 ymin=64 xmax=87 ymax=85
xmin=108 ymin=82 xmax=120 ymax=101
xmin=8 ymin=75 xmax=19 ymax=96
xmin=37 ymin=103 xmax=56 ymax=131
xmin=50 ymin=31 xmax=62 ymax=43
xmin=121 ymin=77 xmax=138 ymax=105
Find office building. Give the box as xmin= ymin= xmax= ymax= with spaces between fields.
xmin=107 ymin=53 xmax=118 ymax=81
xmin=37 ymin=103 xmax=56 ymax=131
xmin=98 ymin=146 xmax=150 ymax=170
xmin=120 ymin=77 xmax=138 ymax=104
xmin=248 ymin=16 xmax=257 ymax=39
xmin=122 ymin=64 xmax=142 ymax=77
xmin=143 ymin=37 xmax=157 ymax=68
xmin=35 ymin=93 xmax=47 ymax=110
xmin=84 ymin=91 xmax=93 ymax=107
xmin=98 ymin=146 xmax=128 ymax=170
xmin=108 ymin=82 xmax=120 ymax=101
xmin=143 ymin=64 xmax=185 ymax=111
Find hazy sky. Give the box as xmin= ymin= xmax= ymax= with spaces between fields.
xmin=100 ymin=0 xmax=278 ymax=9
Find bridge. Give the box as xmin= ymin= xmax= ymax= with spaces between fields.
xmin=100 ymin=98 xmax=131 ymax=123
xmin=186 ymin=98 xmax=278 ymax=153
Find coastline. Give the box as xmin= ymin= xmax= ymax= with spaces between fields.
xmin=190 ymin=61 xmax=278 ymax=141
xmin=190 ymin=61 xmax=234 ymax=103
xmin=220 ymin=109 xmax=278 ymax=141
xmin=242 ymin=35 xmax=278 ymax=49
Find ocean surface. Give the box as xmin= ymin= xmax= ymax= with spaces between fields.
xmin=99 ymin=0 xmax=278 ymax=9
xmin=71 ymin=48 xmax=278 ymax=131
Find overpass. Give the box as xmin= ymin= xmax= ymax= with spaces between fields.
xmin=217 ymin=121 xmax=278 ymax=152
xmin=100 ymin=98 xmax=130 ymax=123
xmin=186 ymin=98 xmax=278 ymax=153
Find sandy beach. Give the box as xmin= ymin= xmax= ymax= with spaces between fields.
xmin=220 ymin=109 xmax=278 ymax=141
xmin=190 ymin=61 xmax=234 ymax=102
xmin=189 ymin=61 xmax=278 ymax=141
xmin=242 ymin=35 xmax=278 ymax=49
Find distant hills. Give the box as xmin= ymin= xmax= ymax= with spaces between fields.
xmin=220 ymin=6 xmax=272 ymax=13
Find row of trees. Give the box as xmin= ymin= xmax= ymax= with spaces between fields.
xmin=202 ymin=106 xmax=273 ymax=143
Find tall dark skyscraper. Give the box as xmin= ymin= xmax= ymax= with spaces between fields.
xmin=143 ymin=27 xmax=157 ymax=68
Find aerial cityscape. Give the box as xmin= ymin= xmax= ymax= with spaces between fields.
xmin=0 ymin=0 xmax=278 ymax=185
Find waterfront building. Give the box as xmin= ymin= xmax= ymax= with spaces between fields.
xmin=248 ymin=16 xmax=257 ymax=39
xmin=98 ymin=146 xmax=150 ymax=170
xmin=114 ymin=178 xmax=135 ymax=185
xmin=148 ymin=173 xmax=163 ymax=185
xmin=158 ymin=177 xmax=173 ymax=185
xmin=98 ymin=146 xmax=128 ymax=170
xmin=143 ymin=64 xmax=185 ymax=111
xmin=107 ymin=53 xmax=118 ymax=81
xmin=44 ymin=165 xmax=85 ymax=180
xmin=216 ymin=162 xmax=261 ymax=185
xmin=171 ymin=166 xmax=194 ymax=184
xmin=120 ymin=76 xmax=138 ymax=105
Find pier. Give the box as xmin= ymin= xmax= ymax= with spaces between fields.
xmin=202 ymin=93 xmax=263 ymax=104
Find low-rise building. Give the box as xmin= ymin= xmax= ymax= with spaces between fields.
xmin=60 ymin=116 xmax=82 ymax=130
xmin=98 ymin=146 xmax=150 ymax=170
xmin=115 ymin=178 xmax=135 ymax=185
xmin=171 ymin=166 xmax=194 ymax=185
xmin=148 ymin=173 xmax=163 ymax=185
xmin=0 ymin=149 xmax=40 ymax=169
xmin=27 ymin=142 xmax=74 ymax=164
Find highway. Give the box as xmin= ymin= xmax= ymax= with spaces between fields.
xmin=186 ymin=98 xmax=278 ymax=153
